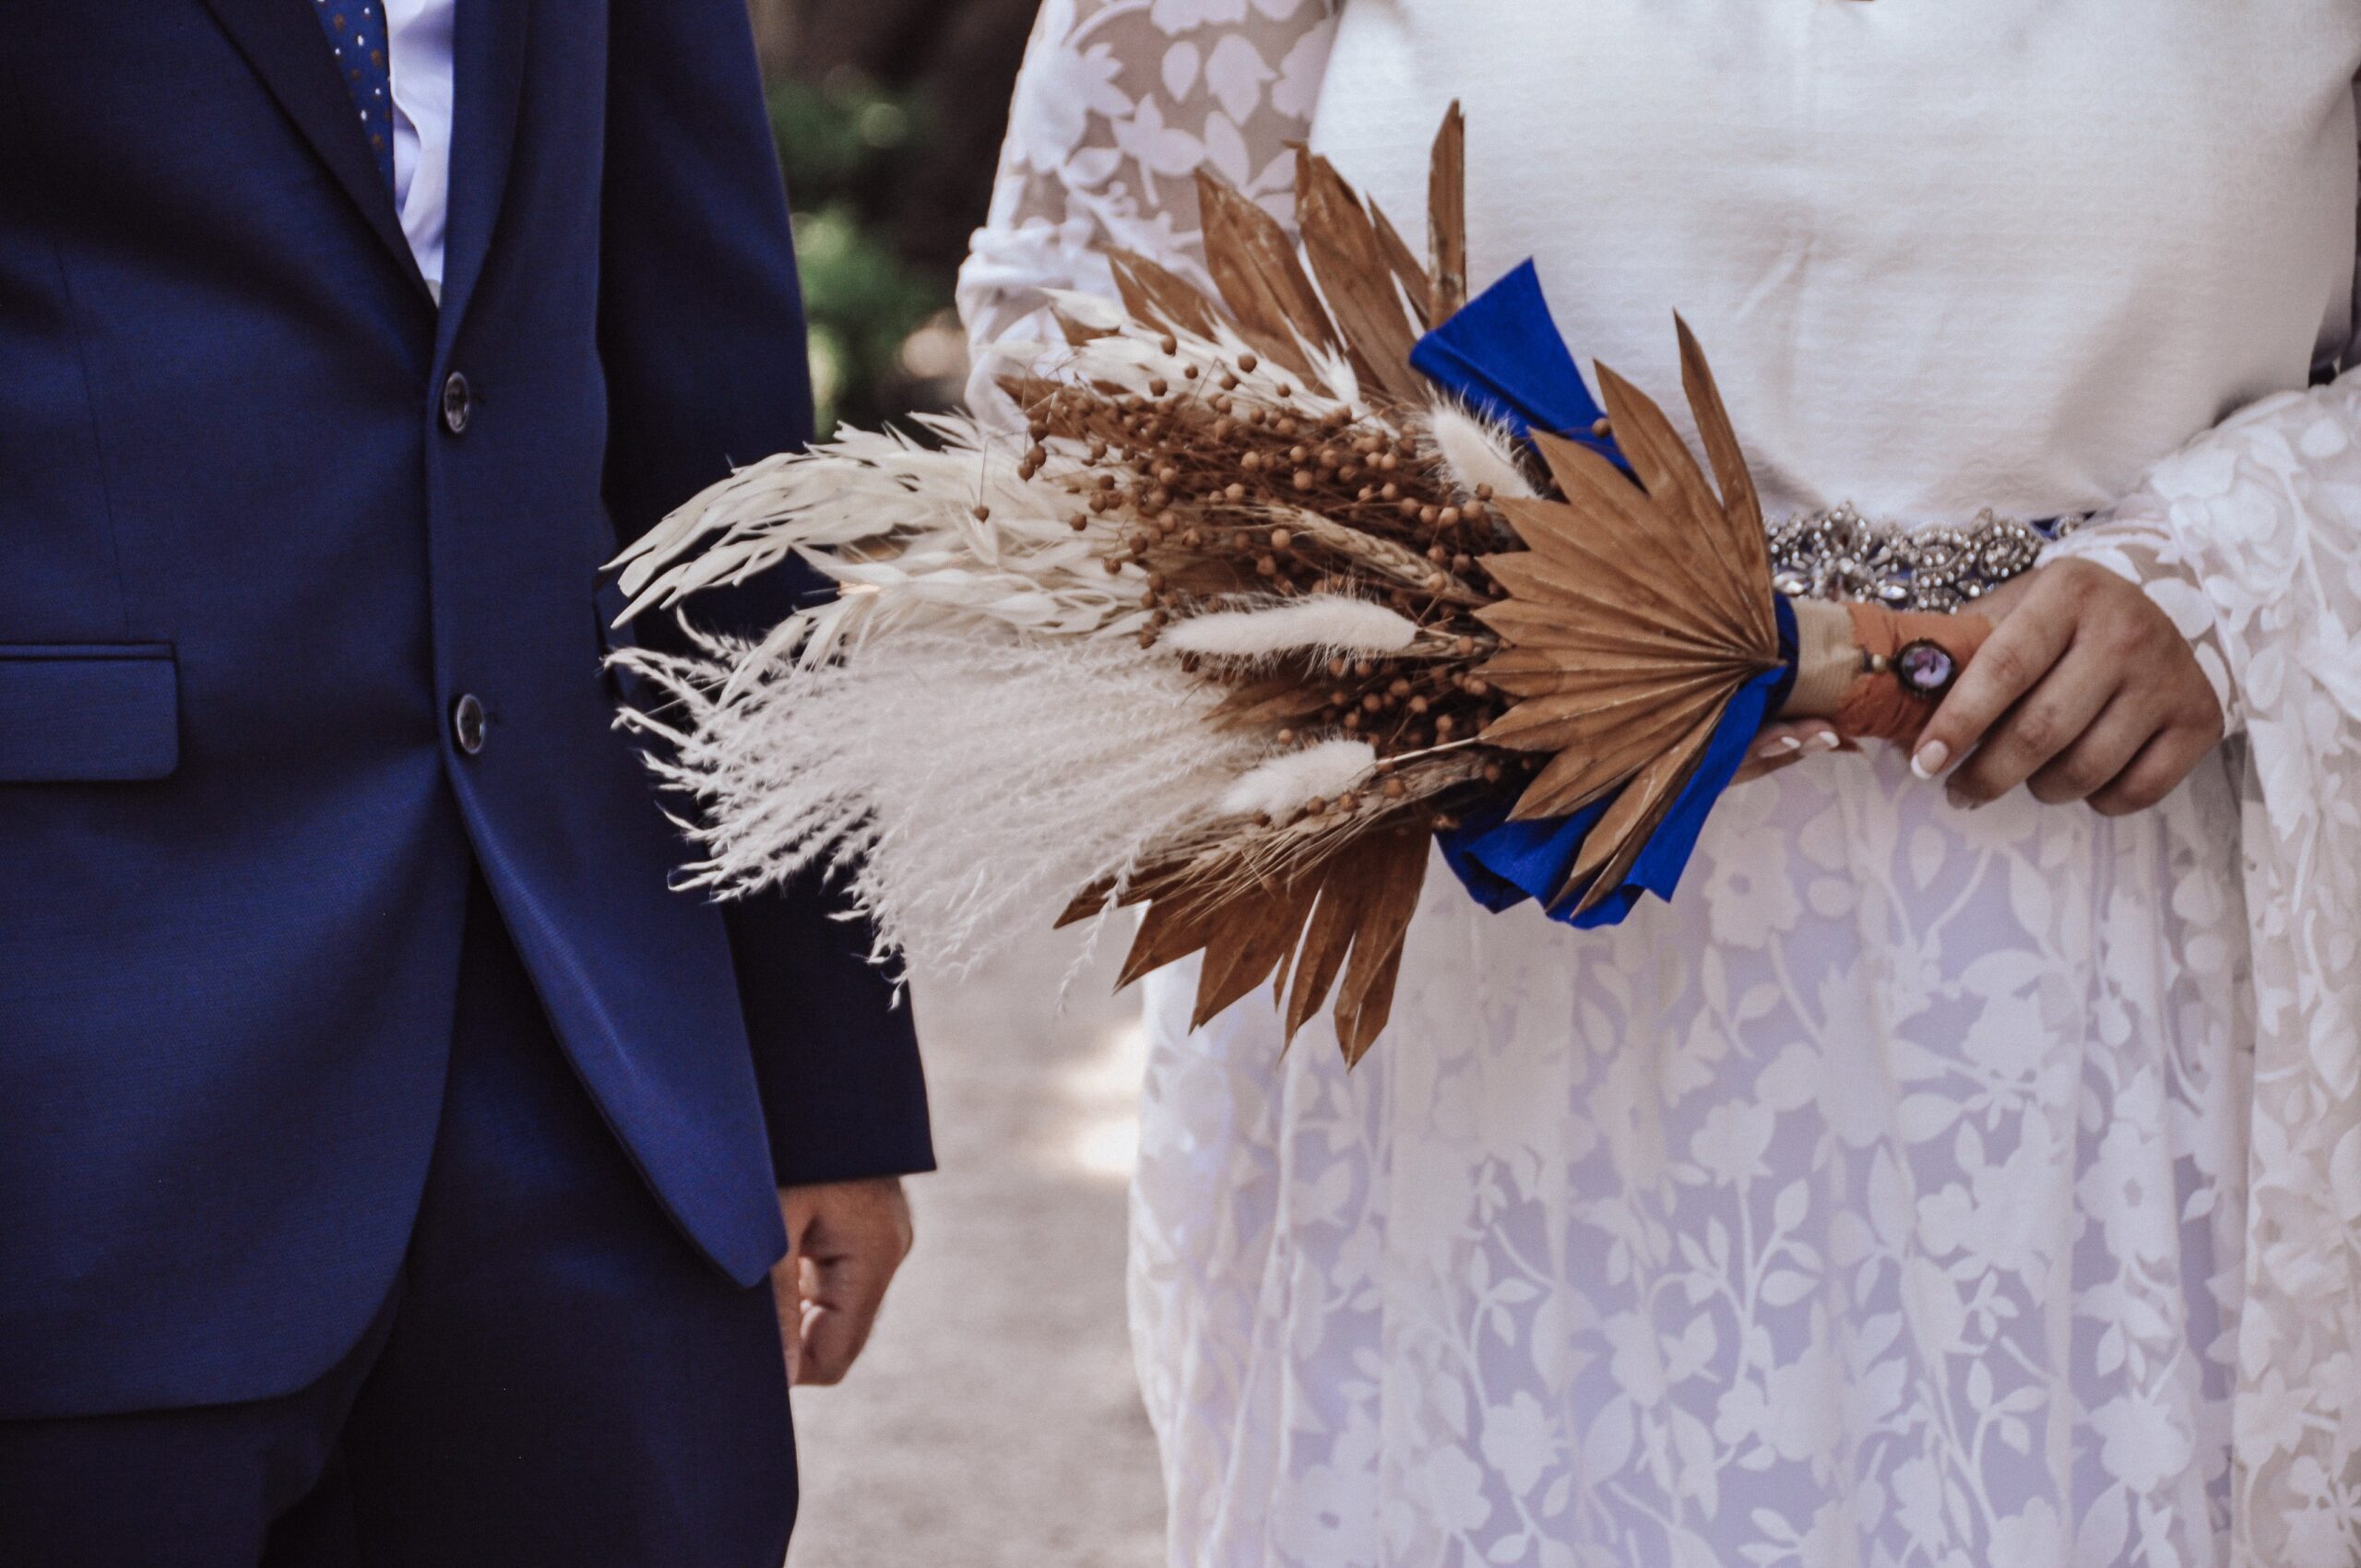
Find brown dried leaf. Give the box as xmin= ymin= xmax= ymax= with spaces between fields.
xmin=1370 ymin=202 xmax=1432 ymax=327
xmin=1674 ymin=316 xmax=1775 ymax=639
xmin=1108 ymin=247 xmax=1222 ymax=340
xmin=1119 ymin=891 xmax=1220 ymax=990
xmin=1192 ymin=876 xmax=1320 ymax=1028
xmin=1197 ymin=169 xmax=1337 ymax=386
xmin=1562 ymin=707 xmax=1722 ymax=915
xmin=1296 ymin=151 xmax=1426 ymax=403
xmin=1483 ymin=669 xmax=1734 ymax=760
xmin=1056 ymin=879 xmax=1114 ymax=930
xmin=1504 ymin=684 xmax=1733 ymax=818
xmin=1333 ymin=826 xmax=1430 ymax=1063
xmin=1592 ymin=365 xmax=1770 ymax=649
xmin=1480 ymin=636 xmax=1759 ymax=692
xmin=1281 ymin=852 xmax=1385 ymax=1044
xmin=1479 ymin=525 xmax=1734 ymax=650
xmin=1427 ymin=102 xmax=1468 ymax=327
xmin=1471 ymin=596 xmax=1719 ymax=655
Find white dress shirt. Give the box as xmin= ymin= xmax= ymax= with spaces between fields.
xmin=382 ymin=0 xmax=455 ymax=292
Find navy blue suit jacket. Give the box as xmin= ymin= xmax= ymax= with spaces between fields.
xmin=0 ymin=0 xmax=931 ymax=1420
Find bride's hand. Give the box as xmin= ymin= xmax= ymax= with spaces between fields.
xmin=1733 ymin=718 xmax=1842 ymax=784
xmin=1910 ymin=559 xmax=2224 ymax=815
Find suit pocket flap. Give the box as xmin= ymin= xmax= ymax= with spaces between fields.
xmin=0 ymin=645 xmax=178 ymax=782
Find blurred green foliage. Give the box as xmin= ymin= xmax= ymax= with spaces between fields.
xmin=771 ymin=74 xmax=955 ymax=433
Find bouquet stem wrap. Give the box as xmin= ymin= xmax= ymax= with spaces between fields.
xmin=1782 ymin=599 xmax=1995 ymax=747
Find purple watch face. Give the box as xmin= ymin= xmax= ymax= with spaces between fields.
xmin=1893 ymin=639 xmax=1958 ymax=698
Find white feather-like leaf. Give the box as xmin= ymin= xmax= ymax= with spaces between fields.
xmin=1424 ymin=396 xmax=1538 ymax=501
xmin=1164 ymin=597 xmax=1420 ymax=659
xmin=612 ymin=626 xmax=1262 ymax=975
xmin=1216 ymin=740 xmax=1379 ymax=820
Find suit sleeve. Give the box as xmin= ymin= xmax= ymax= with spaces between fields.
xmin=599 ymin=0 xmax=932 ymax=1188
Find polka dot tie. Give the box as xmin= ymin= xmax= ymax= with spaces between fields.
xmin=314 ymin=0 xmax=395 ymax=193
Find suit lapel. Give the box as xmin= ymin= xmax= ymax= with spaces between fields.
xmin=195 ymin=0 xmax=430 ymax=297
xmin=437 ymin=0 xmax=534 ymax=337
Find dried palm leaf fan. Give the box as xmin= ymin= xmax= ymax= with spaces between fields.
xmin=609 ymin=107 xmax=1990 ymax=1064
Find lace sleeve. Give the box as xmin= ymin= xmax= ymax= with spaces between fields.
xmin=955 ymin=0 xmax=1342 ymax=410
xmin=2044 ymin=370 xmax=2361 ymax=1565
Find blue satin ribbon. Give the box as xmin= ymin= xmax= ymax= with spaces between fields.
xmin=1437 ymin=598 xmax=1797 ymax=926
xmin=1408 ymin=261 xmax=1623 ymax=465
xmin=1413 ymin=264 xmax=1799 ymax=928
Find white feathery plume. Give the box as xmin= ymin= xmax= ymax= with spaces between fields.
xmin=610 ymin=419 xmax=1148 ymax=678
xmin=614 ymin=625 xmax=1264 ymax=976
xmin=1163 ymin=597 xmax=1421 ymax=659
xmin=1216 ymin=739 xmax=1378 ymax=820
xmin=1423 ymin=395 xmax=1538 ymax=501
xmin=608 ymin=310 xmax=1364 ymax=672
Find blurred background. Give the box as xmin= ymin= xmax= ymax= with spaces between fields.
xmin=748 ymin=0 xmax=1035 ymax=433
xmin=740 ymin=5 xmax=1170 ymax=1562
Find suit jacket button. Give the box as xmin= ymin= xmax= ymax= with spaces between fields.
xmin=452 ymin=694 xmax=487 ymax=754
xmin=441 ymin=372 xmax=473 ymax=434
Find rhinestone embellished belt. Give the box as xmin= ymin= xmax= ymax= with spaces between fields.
xmin=1766 ymin=505 xmax=2087 ymax=613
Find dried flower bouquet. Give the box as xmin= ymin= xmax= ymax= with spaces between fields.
xmin=611 ymin=108 xmax=1987 ymax=1061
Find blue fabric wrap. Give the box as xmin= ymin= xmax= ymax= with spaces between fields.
xmin=1437 ymin=595 xmax=1799 ymax=928
xmin=1408 ymin=259 xmax=1623 ymax=464
xmin=1413 ymin=260 xmax=1801 ymax=928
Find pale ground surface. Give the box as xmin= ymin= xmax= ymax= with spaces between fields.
xmin=788 ymin=929 xmax=1169 ymax=1567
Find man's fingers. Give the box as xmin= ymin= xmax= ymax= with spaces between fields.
xmin=1913 ymin=575 xmax=2081 ymax=780
xmin=2023 ymin=694 xmax=2156 ymax=806
xmin=769 ymin=1257 xmax=803 ymax=1384
xmin=1944 ymin=644 xmax=2118 ymax=806
xmin=777 ymin=1179 xmax=913 ymax=1387
xmin=794 ymin=1253 xmax=892 ymax=1386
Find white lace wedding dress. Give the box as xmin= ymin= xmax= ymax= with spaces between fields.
xmin=961 ymin=6 xmax=2361 ymax=1564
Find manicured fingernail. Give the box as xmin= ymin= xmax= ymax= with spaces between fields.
xmin=1911 ymin=741 xmax=1950 ymax=780
xmin=1945 ymin=785 xmax=1978 ymax=812
xmin=1758 ymin=735 xmax=1802 ymax=759
xmin=1806 ymin=731 xmax=1841 ymax=752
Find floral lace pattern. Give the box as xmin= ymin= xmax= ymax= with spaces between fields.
xmin=2047 ymin=381 xmax=2361 ymax=1566
xmin=1137 ymin=751 xmax=2251 ymax=1568
xmin=955 ymin=0 xmax=1336 ymax=410
xmin=962 ymin=7 xmax=2361 ymax=1563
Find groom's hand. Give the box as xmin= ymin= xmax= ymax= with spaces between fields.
xmin=772 ymin=1178 xmax=914 ymax=1386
